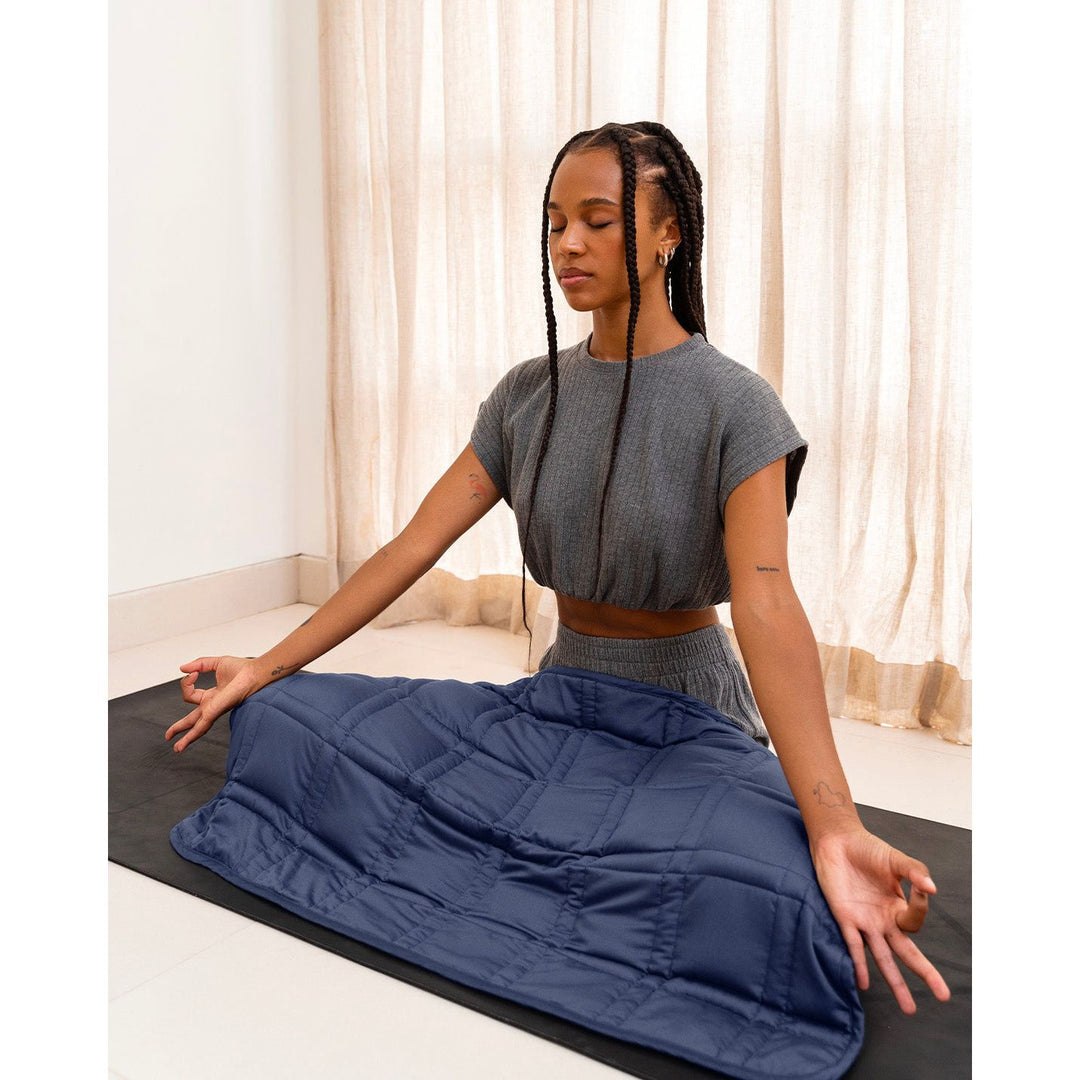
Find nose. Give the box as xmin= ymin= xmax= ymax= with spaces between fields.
xmin=555 ymin=222 xmax=585 ymax=256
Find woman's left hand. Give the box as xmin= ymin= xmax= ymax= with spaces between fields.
xmin=810 ymin=825 xmax=952 ymax=1014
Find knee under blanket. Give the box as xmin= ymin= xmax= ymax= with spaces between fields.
xmin=171 ymin=665 xmax=864 ymax=1080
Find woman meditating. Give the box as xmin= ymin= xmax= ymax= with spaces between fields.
xmin=166 ymin=122 xmax=949 ymax=1077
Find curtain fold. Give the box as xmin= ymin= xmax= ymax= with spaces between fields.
xmin=318 ymin=0 xmax=971 ymax=743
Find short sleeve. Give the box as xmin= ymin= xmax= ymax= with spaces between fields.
xmin=469 ymin=369 xmax=514 ymax=506
xmin=717 ymin=375 xmax=809 ymax=527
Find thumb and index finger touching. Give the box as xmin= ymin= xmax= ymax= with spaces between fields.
xmin=167 ymin=657 xmax=234 ymax=752
xmin=179 ymin=656 xmax=224 ymax=702
xmin=888 ymin=847 xmax=937 ymax=933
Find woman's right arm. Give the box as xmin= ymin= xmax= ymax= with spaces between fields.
xmin=165 ymin=444 xmax=503 ymax=752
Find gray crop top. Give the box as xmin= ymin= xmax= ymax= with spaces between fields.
xmin=470 ymin=332 xmax=808 ymax=611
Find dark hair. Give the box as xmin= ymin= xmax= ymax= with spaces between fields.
xmin=521 ymin=122 xmax=707 ymax=661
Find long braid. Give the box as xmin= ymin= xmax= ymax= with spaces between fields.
xmin=591 ymin=127 xmax=640 ymax=595
xmin=519 ymin=139 xmax=579 ymax=662
xmin=657 ymin=165 xmax=703 ymax=334
xmin=646 ymin=141 xmax=705 ymax=335
xmin=631 ymin=122 xmax=706 ymax=336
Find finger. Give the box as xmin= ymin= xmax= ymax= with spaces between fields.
xmin=166 ymin=693 xmax=220 ymax=746
xmin=839 ymin=923 xmax=870 ymax=992
xmin=179 ymin=657 xmax=224 ymax=677
xmin=896 ymin=885 xmax=929 ymax=933
xmin=179 ymin=652 xmax=221 ymax=669
xmin=173 ymin=712 xmax=217 ymax=753
xmin=866 ymin=931 xmax=917 ymax=1015
xmin=890 ymin=848 xmax=937 ymax=894
xmin=885 ymin=929 xmax=952 ymax=1004
xmin=165 ymin=706 xmax=201 ymax=742
xmin=180 ymin=672 xmax=206 ymax=705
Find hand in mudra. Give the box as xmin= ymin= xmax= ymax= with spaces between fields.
xmin=165 ymin=655 xmax=262 ymax=753
xmin=812 ymin=825 xmax=952 ymax=1015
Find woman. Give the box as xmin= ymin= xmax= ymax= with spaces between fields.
xmin=166 ymin=122 xmax=949 ymax=1023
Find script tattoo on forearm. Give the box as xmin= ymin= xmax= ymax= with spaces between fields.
xmin=812 ymin=781 xmax=848 ymax=808
xmin=755 ymin=566 xmax=780 ymax=572
xmin=467 ymin=471 xmax=486 ymax=501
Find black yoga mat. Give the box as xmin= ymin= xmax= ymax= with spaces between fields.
xmin=109 ymin=674 xmax=971 ymax=1080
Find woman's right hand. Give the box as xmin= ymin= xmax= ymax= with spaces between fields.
xmin=165 ymin=655 xmax=265 ymax=753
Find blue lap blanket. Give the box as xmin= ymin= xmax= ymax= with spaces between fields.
xmin=171 ymin=665 xmax=863 ymax=1079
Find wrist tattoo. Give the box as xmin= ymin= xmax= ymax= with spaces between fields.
xmin=755 ymin=566 xmax=780 ymax=573
xmin=812 ymin=781 xmax=848 ymax=808
xmin=271 ymin=662 xmax=301 ymax=678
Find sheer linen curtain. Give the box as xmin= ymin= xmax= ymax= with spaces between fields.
xmin=318 ymin=0 xmax=971 ymax=744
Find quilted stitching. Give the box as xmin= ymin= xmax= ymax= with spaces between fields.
xmin=172 ymin=666 xmax=863 ymax=1080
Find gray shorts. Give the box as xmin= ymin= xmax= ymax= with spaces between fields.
xmin=537 ymin=622 xmax=769 ymax=746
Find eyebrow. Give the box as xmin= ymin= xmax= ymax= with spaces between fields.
xmin=546 ymin=197 xmax=619 ymax=210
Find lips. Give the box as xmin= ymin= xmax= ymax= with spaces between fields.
xmin=558 ymin=268 xmax=592 ymax=286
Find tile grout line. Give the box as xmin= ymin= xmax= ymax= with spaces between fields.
xmin=109 ymin=921 xmax=251 ymax=1005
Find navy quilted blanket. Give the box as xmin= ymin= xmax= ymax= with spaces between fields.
xmin=171 ymin=665 xmax=863 ymax=1079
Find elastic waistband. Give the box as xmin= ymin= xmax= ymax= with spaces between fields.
xmin=547 ymin=622 xmax=733 ymax=674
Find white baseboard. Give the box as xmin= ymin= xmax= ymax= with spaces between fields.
xmin=109 ymin=554 xmax=331 ymax=652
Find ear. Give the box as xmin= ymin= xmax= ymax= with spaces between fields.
xmin=661 ymin=215 xmax=681 ymax=248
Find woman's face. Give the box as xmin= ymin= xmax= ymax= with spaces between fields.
xmin=547 ymin=148 xmax=674 ymax=313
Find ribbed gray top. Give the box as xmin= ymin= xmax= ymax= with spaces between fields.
xmin=470 ymin=332 xmax=808 ymax=611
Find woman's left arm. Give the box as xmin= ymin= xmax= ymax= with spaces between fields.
xmin=724 ymin=458 xmax=951 ymax=1015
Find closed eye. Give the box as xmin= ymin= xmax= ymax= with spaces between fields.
xmin=548 ymin=222 xmax=614 ymax=233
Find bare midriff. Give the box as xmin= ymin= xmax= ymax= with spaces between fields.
xmin=554 ymin=593 xmax=720 ymax=639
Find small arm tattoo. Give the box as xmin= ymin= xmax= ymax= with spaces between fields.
xmin=467 ymin=471 xmax=486 ymax=501
xmin=271 ymin=662 xmax=302 ymax=678
xmin=755 ymin=566 xmax=780 ymax=572
xmin=812 ymin=781 xmax=848 ymax=808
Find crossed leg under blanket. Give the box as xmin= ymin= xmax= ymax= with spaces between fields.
xmin=170 ymin=664 xmax=864 ymax=1080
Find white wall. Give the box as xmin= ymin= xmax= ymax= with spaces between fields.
xmin=109 ymin=0 xmax=326 ymax=596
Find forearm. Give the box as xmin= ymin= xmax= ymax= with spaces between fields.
xmin=251 ymin=529 xmax=438 ymax=687
xmin=246 ymin=445 xmax=502 ymax=689
xmin=732 ymin=597 xmax=863 ymax=850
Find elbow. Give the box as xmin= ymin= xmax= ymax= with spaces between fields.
xmin=386 ymin=528 xmax=443 ymax=575
xmin=730 ymin=588 xmax=804 ymax=635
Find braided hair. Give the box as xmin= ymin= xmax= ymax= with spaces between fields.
xmin=521 ymin=122 xmax=707 ymax=662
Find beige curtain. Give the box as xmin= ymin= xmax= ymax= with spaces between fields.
xmin=318 ymin=0 xmax=971 ymax=744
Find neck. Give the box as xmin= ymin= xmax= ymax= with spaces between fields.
xmin=588 ymin=294 xmax=690 ymax=362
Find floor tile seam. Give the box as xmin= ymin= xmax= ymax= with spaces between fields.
xmin=107 ymin=615 xmax=314 ymax=664
xmin=833 ymin=725 xmax=972 ymax=752
xmin=369 ymin=637 xmax=525 ymax=663
xmin=109 ymin=921 xmax=250 ymax=1004
xmin=833 ymin=730 xmax=972 ymax=756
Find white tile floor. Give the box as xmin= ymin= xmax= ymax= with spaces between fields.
xmin=109 ymin=604 xmax=971 ymax=1080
